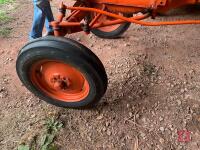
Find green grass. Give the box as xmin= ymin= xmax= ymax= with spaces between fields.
xmin=40 ymin=118 xmax=63 ymax=150
xmin=0 ymin=11 xmax=12 ymax=24
xmin=18 ymin=145 xmax=30 ymax=150
xmin=0 ymin=1 xmax=13 ymax=38
xmin=18 ymin=118 xmax=63 ymax=150
xmin=0 ymin=11 xmax=12 ymax=37
xmin=0 ymin=0 xmax=14 ymax=4
xmin=0 ymin=27 xmax=11 ymax=37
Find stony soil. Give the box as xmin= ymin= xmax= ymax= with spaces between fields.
xmin=0 ymin=1 xmax=200 ymax=150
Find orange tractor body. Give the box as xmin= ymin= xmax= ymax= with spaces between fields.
xmin=51 ymin=0 xmax=200 ymax=36
xmin=16 ymin=0 xmax=200 ymax=108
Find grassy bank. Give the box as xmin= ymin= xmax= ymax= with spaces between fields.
xmin=0 ymin=0 xmax=14 ymax=4
xmin=0 ymin=0 xmax=14 ymax=37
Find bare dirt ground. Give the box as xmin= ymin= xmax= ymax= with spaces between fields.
xmin=0 ymin=0 xmax=200 ymax=150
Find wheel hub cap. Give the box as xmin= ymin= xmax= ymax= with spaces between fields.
xmin=30 ymin=60 xmax=90 ymax=102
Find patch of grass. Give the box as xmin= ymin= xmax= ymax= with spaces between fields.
xmin=0 ymin=27 xmax=12 ymax=38
xmin=0 ymin=11 xmax=12 ymax=37
xmin=143 ymin=63 xmax=157 ymax=77
xmin=41 ymin=118 xmax=63 ymax=150
xmin=0 ymin=0 xmax=14 ymax=38
xmin=18 ymin=118 xmax=63 ymax=150
xmin=0 ymin=11 xmax=12 ymax=24
xmin=18 ymin=145 xmax=30 ymax=150
xmin=0 ymin=0 xmax=14 ymax=4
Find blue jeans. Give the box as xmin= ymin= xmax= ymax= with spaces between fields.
xmin=29 ymin=0 xmax=54 ymax=40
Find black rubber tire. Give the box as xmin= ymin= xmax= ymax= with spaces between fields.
xmin=91 ymin=22 xmax=131 ymax=39
xmin=16 ymin=36 xmax=108 ymax=108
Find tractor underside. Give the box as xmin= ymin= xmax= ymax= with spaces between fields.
xmin=16 ymin=0 xmax=200 ymax=108
xmin=50 ymin=0 xmax=200 ymax=36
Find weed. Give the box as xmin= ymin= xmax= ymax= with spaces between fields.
xmin=18 ymin=144 xmax=30 ymax=150
xmin=0 ymin=27 xmax=12 ymax=37
xmin=0 ymin=0 xmax=14 ymax=38
xmin=0 ymin=11 xmax=12 ymax=24
xmin=40 ymin=118 xmax=63 ymax=150
xmin=143 ymin=63 xmax=158 ymax=77
xmin=0 ymin=0 xmax=14 ymax=4
xmin=45 ymin=118 xmax=63 ymax=134
xmin=17 ymin=118 xmax=63 ymax=150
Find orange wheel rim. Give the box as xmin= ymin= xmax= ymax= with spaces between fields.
xmin=30 ymin=60 xmax=90 ymax=102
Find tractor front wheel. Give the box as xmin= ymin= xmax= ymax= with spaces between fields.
xmin=16 ymin=36 xmax=107 ymax=108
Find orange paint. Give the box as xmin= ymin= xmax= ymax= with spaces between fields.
xmin=51 ymin=0 xmax=200 ymax=36
xmin=30 ymin=60 xmax=90 ymax=102
xmin=88 ymin=0 xmax=165 ymax=8
xmin=67 ymin=6 xmax=200 ymax=26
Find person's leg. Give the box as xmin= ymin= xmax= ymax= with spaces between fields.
xmin=36 ymin=0 xmax=54 ymax=33
xmin=44 ymin=3 xmax=54 ymax=33
xmin=29 ymin=1 xmax=45 ymax=40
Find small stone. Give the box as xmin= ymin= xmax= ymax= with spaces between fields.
xmin=97 ymin=115 xmax=104 ymax=120
xmin=87 ymin=136 xmax=92 ymax=141
xmin=107 ymin=130 xmax=112 ymax=136
xmin=136 ymin=114 xmax=140 ymax=119
xmin=88 ymin=34 xmax=93 ymax=39
xmin=102 ymin=127 xmax=106 ymax=132
xmin=180 ymin=89 xmax=185 ymax=93
xmin=152 ymin=111 xmax=156 ymax=116
xmin=160 ymin=127 xmax=165 ymax=132
xmin=76 ymin=37 xmax=81 ymax=41
xmin=126 ymin=103 xmax=130 ymax=108
xmin=177 ymin=100 xmax=182 ymax=106
xmin=157 ymin=145 xmax=163 ymax=150
xmin=0 ymin=87 xmax=5 ymax=92
xmin=142 ymin=117 xmax=146 ymax=123
xmin=189 ymin=70 xmax=195 ymax=74
xmin=171 ymin=84 xmax=174 ymax=88
xmin=185 ymin=94 xmax=191 ymax=99
xmin=129 ymin=112 xmax=133 ymax=117
xmin=30 ymin=114 xmax=36 ymax=118
xmin=124 ymin=43 xmax=131 ymax=47
xmin=159 ymin=138 xmax=165 ymax=144
xmin=169 ymin=124 xmax=173 ymax=129
xmin=105 ymin=122 xmax=110 ymax=127
xmin=0 ymin=93 xmax=4 ymax=99
xmin=140 ymin=132 xmax=146 ymax=138
xmin=159 ymin=117 xmax=164 ymax=122
xmin=150 ymin=83 xmax=154 ymax=86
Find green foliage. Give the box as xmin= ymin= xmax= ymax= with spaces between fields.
xmin=0 ymin=0 xmax=14 ymax=4
xmin=40 ymin=118 xmax=63 ymax=150
xmin=40 ymin=134 xmax=57 ymax=150
xmin=17 ymin=118 xmax=63 ymax=150
xmin=0 ymin=11 xmax=12 ymax=24
xmin=17 ymin=144 xmax=30 ymax=150
xmin=0 ymin=27 xmax=11 ymax=37
xmin=0 ymin=10 xmax=12 ymax=38
xmin=46 ymin=118 xmax=63 ymax=134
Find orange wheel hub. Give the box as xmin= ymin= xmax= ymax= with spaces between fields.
xmin=30 ymin=60 xmax=90 ymax=102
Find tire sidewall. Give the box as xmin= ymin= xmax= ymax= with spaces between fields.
xmin=16 ymin=41 xmax=106 ymax=108
xmin=91 ymin=22 xmax=131 ymax=39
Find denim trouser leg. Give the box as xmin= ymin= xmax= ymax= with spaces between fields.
xmin=30 ymin=0 xmax=54 ymax=40
xmin=29 ymin=3 xmax=45 ymax=39
xmin=36 ymin=0 xmax=54 ymax=33
xmin=45 ymin=12 xmax=54 ymax=33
